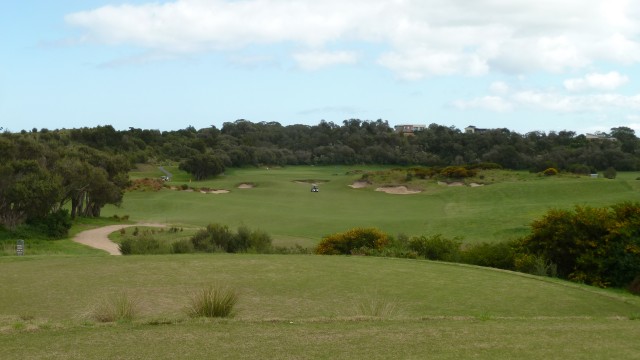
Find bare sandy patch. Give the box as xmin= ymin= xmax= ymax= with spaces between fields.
xmin=349 ymin=181 xmax=369 ymax=189
xmin=238 ymin=183 xmax=254 ymax=189
xmin=469 ymin=183 xmax=484 ymax=187
xmin=375 ymin=186 xmax=421 ymax=195
xmin=207 ymin=189 xmax=230 ymax=194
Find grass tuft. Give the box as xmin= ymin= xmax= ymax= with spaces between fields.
xmin=90 ymin=292 xmax=139 ymax=323
xmin=354 ymin=292 xmax=399 ymax=318
xmin=187 ymin=285 xmax=238 ymax=318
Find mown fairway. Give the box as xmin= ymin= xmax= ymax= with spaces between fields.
xmin=1 ymin=254 xmax=639 ymax=359
xmin=106 ymin=166 xmax=640 ymax=247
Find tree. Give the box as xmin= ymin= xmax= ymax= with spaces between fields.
xmin=179 ymin=153 xmax=225 ymax=180
xmin=0 ymin=160 xmax=61 ymax=229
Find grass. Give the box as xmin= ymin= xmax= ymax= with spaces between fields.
xmin=186 ymin=284 xmax=238 ymax=318
xmin=89 ymin=292 xmax=139 ymax=323
xmin=101 ymin=166 xmax=640 ymax=246
xmin=0 ymin=254 xmax=639 ymax=359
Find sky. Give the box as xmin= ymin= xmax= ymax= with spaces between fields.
xmin=2 ymin=0 xmax=640 ymax=135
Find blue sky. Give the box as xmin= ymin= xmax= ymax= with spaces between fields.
xmin=2 ymin=0 xmax=640 ymax=135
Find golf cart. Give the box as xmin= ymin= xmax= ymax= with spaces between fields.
xmin=311 ymin=184 xmax=319 ymax=192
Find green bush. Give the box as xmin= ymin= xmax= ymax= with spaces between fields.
xmin=408 ymin=234 xmax=461 ymax=261
xmin=460 ymin=240 xmax=517 ymax=270
xmin=171 ymin=239 xmax=195 ymax=254
xmin=119 ymin=235 xmax=166 ymax=255
xmin=520 ymin=202 xmax=640 ymax=287
xmin=439 ymin=166 xmax=476 ymax=179
xmin=603 ymin=167 xmax=617 ymax=179
xmin=24 ymin=209 xmax=72 ymax=239
xmin=542 ymin=167 xmax=558 ymax=176
xmin=190 ymin=223 xmax=272 ymax=253
xmin=315 ymin=228 xmax=389 ymax=255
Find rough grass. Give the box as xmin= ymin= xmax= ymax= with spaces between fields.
xmin=1 ymin=254 xmax=639 ymax=359
xmin=89 ymin=292 xmax=139 ymax=323
xmin=186 ymin=285 xmax=238 ymax=318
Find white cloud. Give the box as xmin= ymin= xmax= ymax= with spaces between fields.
xmin=564 ymin=71 xmax=629 ymax=92
xmin=293 ymin=50 xmax=358 ymax=70
xmin=66 ymin=0 xmax=640 ymax=77
xmin=457 ymin=91 xmax=640 ymax=113
xmin=489 ymin=81 xmax=509 ymax=94
xmin=454 ymin=96 xmax=513 ymax=112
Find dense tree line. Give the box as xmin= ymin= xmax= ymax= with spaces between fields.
xmin=1 ymin=120 xmax=639 ymax=231
xmin=0 ymin=129 xmax=129 ymax=233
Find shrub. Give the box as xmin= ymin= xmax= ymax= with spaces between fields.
xmin=119 ymin=235 xmax=166 ymax=255
xmin=603 ymin=167 xmax=617 ymax=179
xmin=520 ymin=202 xmax=640 ymax=287
xmin=439 ymin=166 xmax=476 ymax=179
xmin=190 ymin=223 xmax=272 ymax=254
xmin=542 ymin=167 xmax=558 ymax=176
xmin=315 ymin=228 xmax=389 ymax=255
xmin=187 ymin=285 xmax=238 ymax=318
xmin=461 ymin=240 xmax=517 ymax=270
xmin=408 ymin=234 xmax=461 ymax=261
xmin=25 ymin=209 xmax=72 ymax=239
xmin=171 ymin=239 xmax=195 ymax=254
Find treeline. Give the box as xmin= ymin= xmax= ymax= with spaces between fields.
xmin=0 ymin=131 xmax=129 ymax=234
xmin=1 ymin=119 xmax=639 ymax=231
xmin=29 ymin=120 xmax=640 ymax=177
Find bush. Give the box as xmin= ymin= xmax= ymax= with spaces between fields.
xmin=187 ymin=285 xmax=238 ymax=318
xmin=520 ymin=202 xmax=640 ymax=287
xmin=460 ymin=240 xmax=517 ymax=270
xmin=315 ymin=228 xmax=389 ymax=255
xmin=119 ymin=235 xmax=166 ymax=255
xmin=171 ymin=239 xmax=195 ymax=254
xmin=439 ymin=166 xmax=476 ymax=179
xmin=25 ymin=209 xmax=72 ymax=239
xmin=542 ymin=167 xmax=558 ymax=176
xmin=603 ymin=167 xmax=617 ymax=179
xmin=408 ymin=234 xmax=461 ymax=261
xmin=628 ymin=275 xmax=640 ymax=295
xmin=190 ymin=223 xmax=272 ymax=253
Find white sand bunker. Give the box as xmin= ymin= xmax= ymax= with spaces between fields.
xmin=201 ymin=189 xmax=230 ymax=194
xmin=375 ymin=186 xmax=421 ymax=195
xmin=237 ymin=183 xmax=254 ymax=189
xmin=349 ymin=181 xmax=369 ymax=188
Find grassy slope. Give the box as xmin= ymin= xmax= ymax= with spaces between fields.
xmin=1 ymin=254 xmax=639 ymax=359
xmin=104 ymin=166 xmax=640 ymax=246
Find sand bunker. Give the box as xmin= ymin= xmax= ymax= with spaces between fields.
xmin=349 ymin=181 xmax=369 ymax=189
xmin=375 ymin=186 xmax=421 ymax=195
xmin=205 ymin=189 xmax=230 ymax=194
xmin=237 ymin=183 xmax=254 ymax=189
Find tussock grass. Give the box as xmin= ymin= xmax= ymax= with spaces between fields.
xmin=90 ymin=292 xmax=139 ymax=323
xmin=353 ymin=291 xmax=400 ymax=318
xmin=187 ymin=285 xmax=238 ymax=318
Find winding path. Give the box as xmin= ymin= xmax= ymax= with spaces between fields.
xmin=73 ymin=223 xmax=165 ymax=255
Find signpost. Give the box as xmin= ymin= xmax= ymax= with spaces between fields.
xmin=16 ymin=239 xmax=24 ymax=256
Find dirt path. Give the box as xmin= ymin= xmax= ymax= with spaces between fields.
xmin=73 ymin=223 xmax=165 ymax=255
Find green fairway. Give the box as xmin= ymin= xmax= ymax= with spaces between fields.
xmin=1 ymin=254 xmax=639 ymax=359
xmin=104 ymin=166 xmax=640 ymax=246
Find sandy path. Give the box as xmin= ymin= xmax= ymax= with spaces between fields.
xmin=73 ymin=223 xmax=165 ymax=255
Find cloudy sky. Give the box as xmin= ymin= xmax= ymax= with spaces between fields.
xmin=2 ymin=0 xmax=640 ymax=134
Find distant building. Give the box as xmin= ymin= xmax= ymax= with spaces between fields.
xmin=585 ymin=133 xmax=616 ymax=141
xmin=394 ymin=124 xmax=426 ymax=136
xmin=464 ymin=125 xmax=490 ymax=134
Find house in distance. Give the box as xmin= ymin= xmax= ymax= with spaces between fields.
xmin=394 ymin=124 xmax=426 ymax=136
